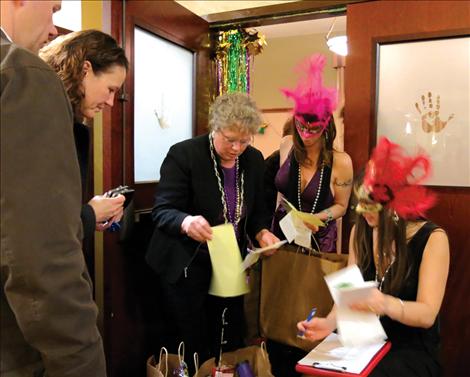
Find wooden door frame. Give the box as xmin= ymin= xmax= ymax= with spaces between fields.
xmin=101 ymin=1 xmax=210 ymax=375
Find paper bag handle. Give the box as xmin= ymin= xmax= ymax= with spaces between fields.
xmin=193 ymin=352 xmax=199 ymax=376
xmin=294 ymin=245 xmax=321 ymax=257
xmin=260 ymin=341 xmax=269 ymax=362
xmin=177 ymin=341 xmax=185 ymax=365
xmin=158 ymin=347 xmax=169 ymax=377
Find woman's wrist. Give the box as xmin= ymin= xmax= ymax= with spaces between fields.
xmin=385 ymin=295 xmax=405 ymax=321
xmin=325 ymin=312 xmax=337 ymax=331
xmin=321 ymin=208 xmax=334 ymax=224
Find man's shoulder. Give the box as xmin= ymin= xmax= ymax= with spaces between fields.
xmin=1 ymin=41 xmax=54 ymax=74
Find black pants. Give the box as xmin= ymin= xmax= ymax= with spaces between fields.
xmin=160 ymin=252 xmax=246 ymax=374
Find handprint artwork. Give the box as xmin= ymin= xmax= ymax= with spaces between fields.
xmin=415 ymin=92 xmax=454 ymax=133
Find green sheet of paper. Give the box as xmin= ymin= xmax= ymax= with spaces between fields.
xmin=282 ymin=198 xmax=325 ymax=227
xmin=207 ymin=223 xmax=249 ymax=297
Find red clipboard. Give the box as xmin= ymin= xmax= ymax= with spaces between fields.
xmin=295 ymin=341 xmax=391 ymax=377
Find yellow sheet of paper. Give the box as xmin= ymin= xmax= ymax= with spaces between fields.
xmin=207 ymin=223 xmax=249 ymax=297
xmin=282 ymin=198 xmax=325 ymax=227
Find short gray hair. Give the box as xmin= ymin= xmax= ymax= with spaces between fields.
xmin=208 ymin=92 xmax=262 ymax=134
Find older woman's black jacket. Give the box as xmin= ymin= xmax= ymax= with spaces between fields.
xmin=146 ymin=133 xmax=270 ymax=284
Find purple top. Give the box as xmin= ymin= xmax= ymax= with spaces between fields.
xmin=222 ymin=165 xmax=237 ymax=223
xmin=272 ymin=155 xmax=337 ymax=252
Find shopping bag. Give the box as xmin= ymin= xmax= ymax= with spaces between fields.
xmin=195 ymin=342 xmax=273 ymax=377
xmin=260 ymin=245 xmax=348 ymax=351
xmin=147 ymin=342 xmax=189 ymax=377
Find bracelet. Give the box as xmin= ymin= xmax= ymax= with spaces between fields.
xmin=397 ymin=298 xmax=405 ymax=320
xmin=322 ymin=208 xmax=334 ymax=224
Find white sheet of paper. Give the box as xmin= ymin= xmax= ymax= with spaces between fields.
xmin=337 ymin=281 xmax=378 ymax=306
xmin=324 ymin=265 xmax=387 ymax=346
xmin=279 ymin=211 xmax=312 ymax=248
xmin=297 ymin=332 xmax=387 ymax=374
xmin=279 ymin=211 xmax=296 ymax=243
xmin=241 ymin=240 xmax=288 ymax=271
xmin=294 ymin=217 xmax=312 ymax=248
xmin=251 ymin=240 xmax=288 ymax=254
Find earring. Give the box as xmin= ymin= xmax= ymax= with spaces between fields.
xmin=325 ymin=132 xmax=329 ymax=142
xmin=393 ymin=211 xmax=399 ymax=224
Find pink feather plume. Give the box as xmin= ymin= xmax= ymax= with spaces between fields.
xmin=281 ymin=54 xmax=337 ymax=119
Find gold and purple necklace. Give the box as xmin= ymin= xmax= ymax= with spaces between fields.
xmin=209 ymin=133 xmax=244 ymax=233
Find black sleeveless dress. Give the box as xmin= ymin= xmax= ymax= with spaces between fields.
xmin=362 ymin=222 xmax=442 ymax=377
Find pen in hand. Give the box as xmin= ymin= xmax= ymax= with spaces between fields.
xmin=297 ymin=307 xmax=317 ymax=338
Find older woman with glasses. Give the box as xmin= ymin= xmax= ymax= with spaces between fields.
xmin=146 ymin=92 xmax=279 ymax=373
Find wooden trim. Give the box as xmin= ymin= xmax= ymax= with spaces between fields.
xmin=204 ymin=0 xmax=365 ymax=25
xmin=56 ymin=25 xmax=72 ymax=36
xmin=261 ymin=107 xmax=292 ymax=113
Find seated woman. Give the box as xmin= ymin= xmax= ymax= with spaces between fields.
xmin=40 ymin=30 xmax=128 ymax=248
xmin=298 ymin=137 xmax=450 ymax=377
xmin=269 ymin=54 xmax=353 ymax=252
xmin=146 ymin=92 xmax=280 ymax=374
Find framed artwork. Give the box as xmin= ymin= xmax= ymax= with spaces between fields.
xmin=374 ymin=34 xmax=470 ymax=187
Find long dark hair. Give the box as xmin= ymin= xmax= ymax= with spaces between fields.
xmin=352 ymin=173 xmax=410 ymax=295
xmin=292 ymin=116 xmax=337 ymax=168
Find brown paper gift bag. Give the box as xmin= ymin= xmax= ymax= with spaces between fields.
xmin=147 ymin=342 xmax=188 ymax=377
xmin=195 ymin=342 xmax=273 ymax=377
xmin=260 ymin=246 xmax=348 ymax=351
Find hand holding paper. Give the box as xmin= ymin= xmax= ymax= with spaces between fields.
xmin=241 ymin=240 xmax=287 ymax=271
xmin=207 ymin=224 xmax=249 ymax=297
xmin=282 ymin=198 xmax=325 ymax=228
xmin=279 ymin=198 xmax=325 ymax=249
xmin=324 ymin=265 xmax=387 ymax=346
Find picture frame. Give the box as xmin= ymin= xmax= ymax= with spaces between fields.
xmin=373 ymin=33 xmax=470 ymax=187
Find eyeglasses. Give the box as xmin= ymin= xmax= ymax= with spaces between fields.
xmin=218 ymin=129 xmax=253 ymax=148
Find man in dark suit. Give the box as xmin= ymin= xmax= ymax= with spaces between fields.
xmin=1 ymin=1 xmax=106 ymax=376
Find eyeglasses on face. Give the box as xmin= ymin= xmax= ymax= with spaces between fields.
xmin=218 ymin=129 xmax=253 ymax=147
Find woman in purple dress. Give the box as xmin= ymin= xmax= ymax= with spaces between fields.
xmin=269 ymin=54 xmax=353 ymax=252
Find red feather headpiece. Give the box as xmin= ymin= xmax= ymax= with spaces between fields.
xmin=358 ymin=137 xmax=436 ymax=219
xmin=281 ymin=54 xmax=337 ymax=133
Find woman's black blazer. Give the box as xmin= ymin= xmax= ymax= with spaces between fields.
xmin=146 ymin=134 xmax=270 ymax=283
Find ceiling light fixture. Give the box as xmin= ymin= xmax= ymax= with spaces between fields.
xmin=325 ymin=18 xmax=348 ymax=56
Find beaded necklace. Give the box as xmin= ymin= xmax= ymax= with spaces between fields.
xmin=375 ymin=256 xmax=395 ymax=291
xmin=297 ymin=163 xmax=324 ymax=213
xmin=209 ymin=133 xmax=244 ymax=233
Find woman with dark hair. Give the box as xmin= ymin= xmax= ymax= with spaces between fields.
xmin=269 ymin=54 xmax=353 ymax=253
xmin=40 ymin=30 xmax=129 ymax=243
xmin=298 ymin=138 xmax=449 ymax=377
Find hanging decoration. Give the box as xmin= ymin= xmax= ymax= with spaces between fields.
xmin=211 ymin=28 xmax=266 ymax=97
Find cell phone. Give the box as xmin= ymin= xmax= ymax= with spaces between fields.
xmin=105 ymin=185 xmax=134 ymax=208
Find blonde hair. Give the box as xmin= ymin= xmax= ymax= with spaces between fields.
xmin=209 ymin=92 xmax=262 ymax=135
